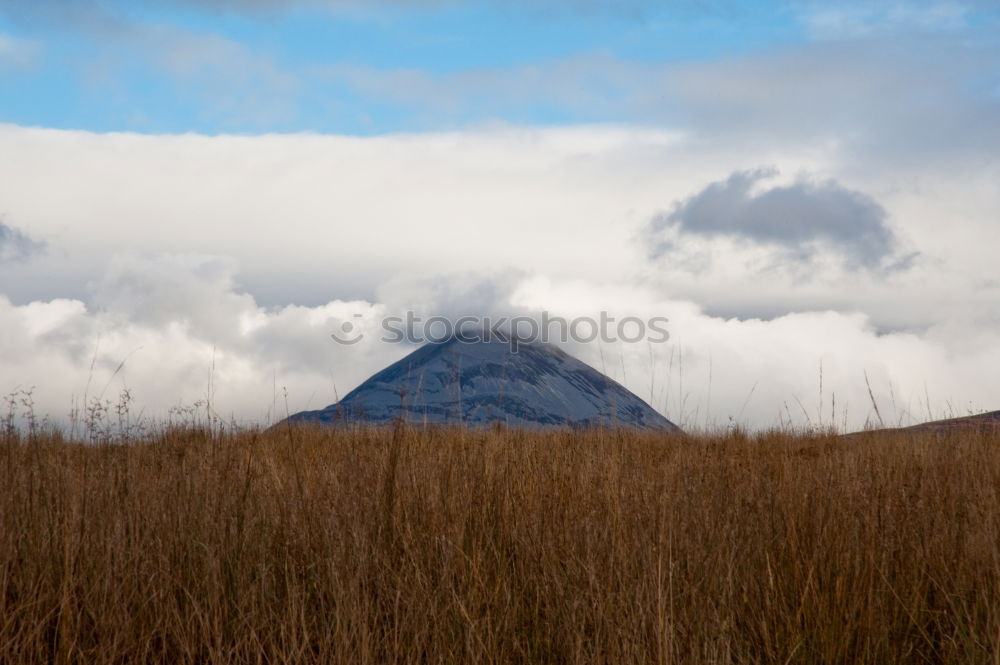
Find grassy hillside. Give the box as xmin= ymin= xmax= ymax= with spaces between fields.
xmin=1 ymin=424 xmax=998 ymax=664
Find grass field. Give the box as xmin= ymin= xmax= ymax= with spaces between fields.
xmin=1 ymin=422 xmax=998 ymax=664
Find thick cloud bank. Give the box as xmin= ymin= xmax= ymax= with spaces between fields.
xmin=1 ymin=125 xmax=998 ymax=432
xmin=2 ymin=252 xmax=999 ymax=433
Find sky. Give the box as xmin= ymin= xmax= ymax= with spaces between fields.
xmin=1 ymin=0 xmax=999 ymax=431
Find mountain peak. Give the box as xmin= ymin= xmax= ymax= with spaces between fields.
xmin=288 ymin=335 xmax=679 ymax=431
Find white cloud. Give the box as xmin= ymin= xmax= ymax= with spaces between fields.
xmin=511 ymin=277 xmax=1000 ymax=430
xmin=3 ymin=258 xmax=999 ymax=433
xmin=2 ymin=122 xmax=998 ymax=328
xmin=0 ymin=123 xmax=694 ymax=307
xmin=0 ymin=124 xmax=998 ymax=431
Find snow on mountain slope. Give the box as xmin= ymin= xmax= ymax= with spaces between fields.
xmin=287 ymin=333 xmax=679 ymax=430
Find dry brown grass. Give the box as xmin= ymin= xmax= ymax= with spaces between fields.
xmin=1 ymin=423 xmax=999 ymax=664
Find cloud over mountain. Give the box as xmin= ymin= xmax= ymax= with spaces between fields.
xmin=3 ymin=253 xmax=1000 ymax=433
